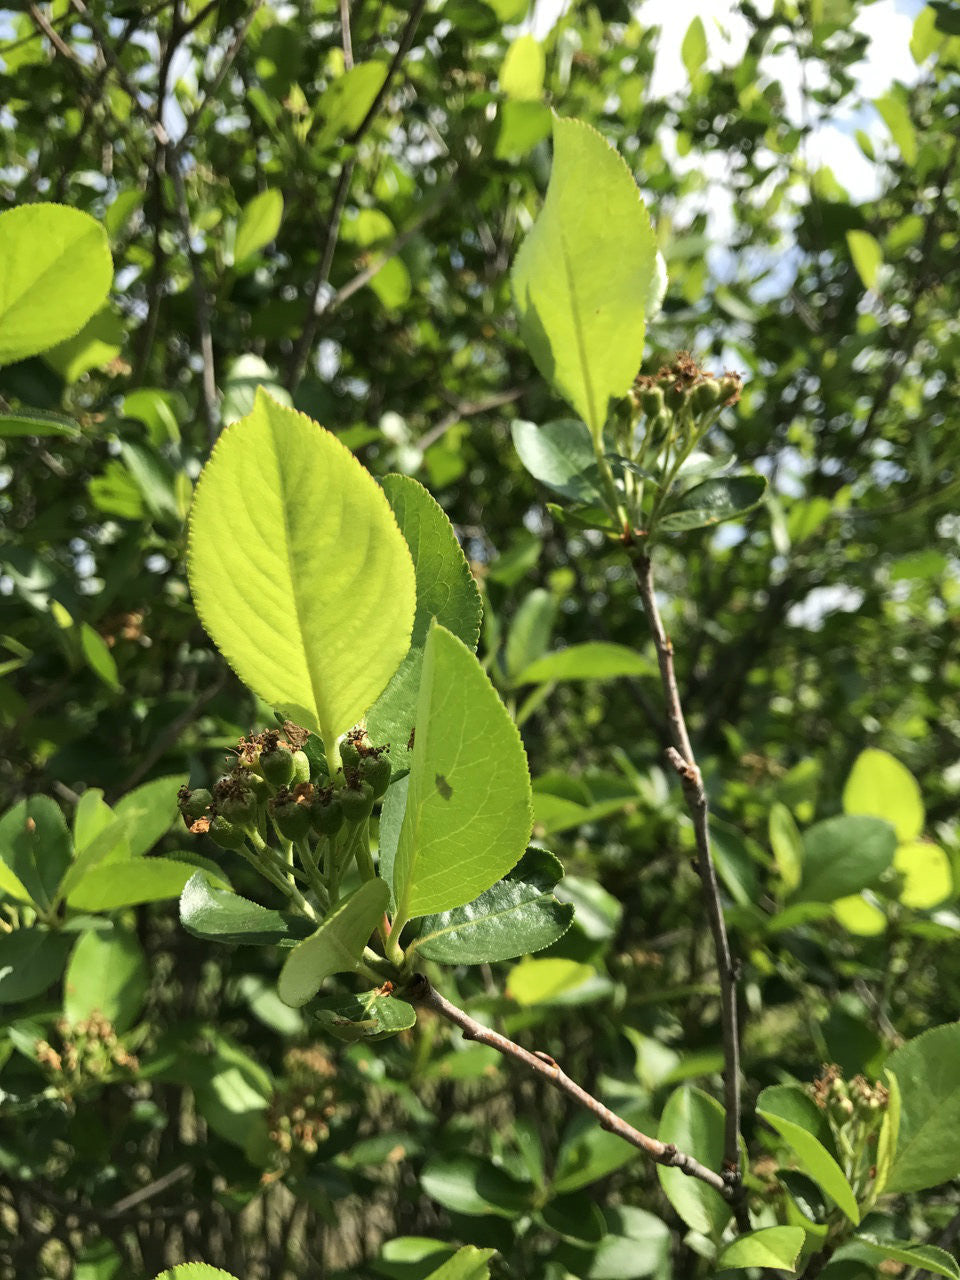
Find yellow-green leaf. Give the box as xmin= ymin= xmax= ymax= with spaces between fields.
xmin=843 ymin=748 xmax=923 ymax=841
xmin=511 ymin=116 xmax=659 ymax=439
xmin=188 ymin=390 xmax=416 ymax=753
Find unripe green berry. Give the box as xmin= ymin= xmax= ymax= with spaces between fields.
xmin=362 ymin=754 xmax=391 ymax=799
xmin=718 ymin=373 xmax=742 ymax=403
xmin=179 ymin=787 xmax=212 ymax=824
xmin=690 ymin=378 xmax=722 ymax=413
xmin=291 ymin=749 xmax=311 ymax=785
xmin=271 ymin=796 xmax=311 ymax=841
xmin=221 ymin=787 xmax=258 ymax=828
xmin=341 ymin=781 xmax=375 ymax=822
xmin=640 ymin=386 xmax=665 ymax=417
xmin=311 ymin=793 xmax=344 ymax=836
xmin=261 ymin=743 xmax=296 ymax=788
xmin=664 ymin=381 xmax=688 ymax=411
xmin=340 ymin=741 xmax=361 ymax=772
xmin=209 ymin=814 xmax=246 ymax=850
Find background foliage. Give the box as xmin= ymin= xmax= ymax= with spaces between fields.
xmin=1 ymin=1 xmax=959 ymax=1277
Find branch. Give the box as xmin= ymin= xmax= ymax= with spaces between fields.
xmin=418 ymin=387 xmax=525 ymax=452
xmin=168 ymin=152 xmax=219 ymax=440
xmin=285 ymin=0 xmax=428 ymax=392
xmin=632 ymin=552 xmax=747 ymax=1227
xmin=407 ymin=974 xmax=732 ymax=1197
xmin=340 ymin=0 xmax=354 ymax=70
xmin=346 ymin=0 xmax=427 ymax=144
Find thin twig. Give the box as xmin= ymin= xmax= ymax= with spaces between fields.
xmin=419 ymin=387 xmax=526 ymax=451
xmin=285 ymin=158 xmax=355 ymax=391
xmin=340 ymin=0 xmax=354 ymax=69
xmin=346 ymin=0 xmax=427 ymax=144
xmin=27 ymin=4 xmax=76 ymax=60
xmin=168 ymin=151 xmax=219 ymax=439
xmin=174 ymin=0 xmax=265 ymax=151
xmin=407 ymin=974 xmax=732 ymax=1196
xmin=632 ymin=552 xmax=747 ymax=1225
xmin=325 ymin=180 xmax=457 ymax=316
xmin=286 ymin=0 xmax=428 ymax=392
xmin=103 ymin=1164 xmax=192 ymax=1218
xmin=115 ymin=672 xmax=226 ymax=796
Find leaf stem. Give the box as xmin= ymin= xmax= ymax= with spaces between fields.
xmin=407 ymin=974 xmax=733 ymax=1197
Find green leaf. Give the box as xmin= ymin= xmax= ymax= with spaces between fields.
xmin=500 ymin=35 xmax=545 ymax=100
xmin=367 ymin=473 xmax=482 ymax=775
xmin=220 ymin=353 xmax=293 ymax=426
xmin=657 ymin=1086 xmax=732 ymax=1237
xmin=717 ymin=1226 xmax=806 ymax=1272
xmin=658 ymin=474 xmax=767 ymax=533
xmin=420 ymin=1154 xmax=534 ymax=1218
xmin=278 ymin=878 xmax=390 ymax=1007
xmin=43 ymin=307 xmax=124 ymax=382
xmin=874 ymin=1068 xmax=901 ymax=1195
xmin=556 ymin=1205 xmax=670 ymax=1278
xmin=180 ymin=871 xmax=314 ymax=947
xmin=0 ymin=408 xmax=81 ymax=438
xmin=894 ymin=839 xmax=953 ymax=909
xmin=553 ymin=1102 xmax=654 ymax=1193
xmin=393 ymin=622 xmax=533 ymax=920
xmin=681 ymin=16 xmax=707 ymax=81
xmin=0 ymin=795 xmax=72 ymax=911
xmin=843 ymin=748 xmax=924 ymax=842
xmin=63 ymin=927 xmax=148 ymax=1032
xmin=757 ymin=1085 xmax=860 ymax=1224
xmin=152 ymin=1267 xmax=239 ymax=1280
xmin=0 ymin=927 xmax=72 ymax=1003
xmin=507 ymin=956 xmax=594 ymax=1005
xmin=795 ymin=814 xmax=897 ymax=903
xmin=188 ymin=389 xmax=416 ymax=752
xmin=423 ymin=1246 xmax=496 ymax=1280
xmin=511 ymin=418 xmax=602 ymax=502
xmin=875 ymin=91 xmax=918 ymax=164
xmin=884 ymin=1022 xmax=960 ymax=1192
xmin=833 ymin=1238 xmax=960 ymax=1280
xmin=413 ymin=847 xmax=573 ymax=963
xmin=505 ymin=588 xmax=556 ymax=681
xmin=113 ymin=774 xmax=185 ymax=857
xmin=234 ymin=188 xmax=283 ymax=264
xmin=0 ymin=203 xmax=113 ymax=366
xmin=495 ymin=100 xmax=553 ymax=160
xmin=316 ymin=61 xmax=389 ymax=146
xmin=310 ymin=986 xmax=417 ymax=1041
xmin=846 ymin=230 xmax=883 ymax=291
xmin=769 ymin=802 xmax=803 ymax=893
xmin=511 ymin=116 xmax=659 ymax=438
xmin=80 ymin=622 xmax=121 ymax=690
xmin=66 ymin=858 xmax=199 ymax=911
xmin=514 ymin=642 xmax=653 ymax=686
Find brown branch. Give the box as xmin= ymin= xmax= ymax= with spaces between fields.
xmin=340 ymin=0 xmax=354 ymax=70
xmin=168 ymin=153 xmax=218 ymax=440
xmin=418 ymin=387 xmax=526 ymax=452
xmin=407 ymin=974 xmax=731 ymax=1197
xmin=346 ymin=0 xmax=427 ymax=144
xmin=285 ymin=0 xmax=428 ymax=392
xmin=174 ymin=0 xmax=265 ymax=150
xmin=632 ymin=552 xmax=747 ymax=1227
xmin=27 ymin=4 xmax=76 ymax=60
xmin=325 ymin=180 xmax=457 ymax=317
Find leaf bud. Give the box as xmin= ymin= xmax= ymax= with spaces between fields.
xmin=260 ymin=742 xmax=296 ymax=788
xmin=341 ymin=781 xmax=375 ymax=823
xmin=361 ymin=753 xmax=391 ymax=800
xmin=209 ymin=814 xmax=246 ymax=850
